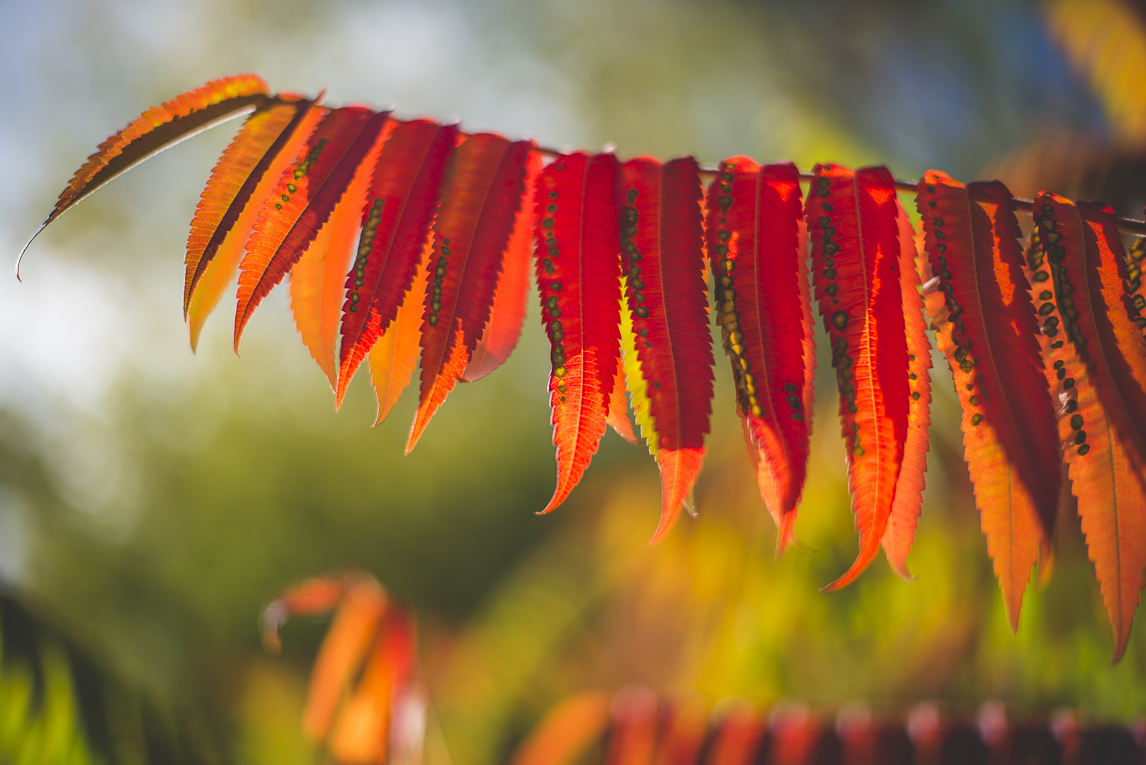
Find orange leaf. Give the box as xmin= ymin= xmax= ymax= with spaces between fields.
xmin=302 ymin=579 xmax=388 ymax=740
xmin=808 ymin=165 xmax=912 ymax=591
xmin=1029 ymin=193 xmax=1146 ymax=659
xmin=511 ymin=692 xmax=611 ymax=765
xmin=186 ymin=101 xmax=328 ymax=350
xmin=23 ymin=74 xmax=269 ymax=270
xmin=289 ymin=120 xmax=388 ymax=387
xmin=235 ymin=107 xmax=391 ymax=349
xmin=186 ymin=95 xmax=317 ymax=315
xmin=879 ymin=202 xmax=932 ymax=581
xmin=368 ymin=242 xmax=431 ymax=425
xmin=915 ymin=173 xmax=1060 ymax=627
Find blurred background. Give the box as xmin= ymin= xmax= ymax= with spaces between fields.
xmin=0 ymin=0 xmax=1144 ymax=762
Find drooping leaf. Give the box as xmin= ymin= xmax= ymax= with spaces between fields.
xmin=1078 ymin=200 xmax=1146 ymax=405
xmin=186 ymin=100 xmax=329 ymax=349
xmin=915 ymin=174 xmax=1060 ymax=625
xmin=463 ymin=151 xmax=543 ymax=382
xmin=407 ymin=136 xmax=534 ymax=451
xmin=235 ymin=107 xmax=391 ymax=348
xmin=289 ymin=117 xmax=386 ymax=387
xmin=1028 ymin=192 xmax=1146 ymax=659
xmin=186 ymin=95 xmax=317 ymax=315
xmin=510 ymin=692 xmax=611 ymax=765
xmin=605 ymin=357 xmax=638 ymax=444
xmin=336 ymin=119 xmax=459 ymax=407
xmin=620 ymin=156 xmax=714 ymax=542
xmin=536 ymin=152 xmax=622 ymax=513
xmin=707 ymin=703 xmax=766 ymax=765
xmin=23 ymin=73 xmax=270 ymax=268
xmin=603 ymin=688 xmax=657 ymax=765
xmin=329 ymin=607 xmax=417 ymax=765
xmin=879 ymin=202 xmax=932 ymax=581
xmin=265 ymin=573 xmax=423 ymax=765
xmin=650 ymin=695 xmax=707 ymax=765
xmin=368 ymin=241 xmax=431 ymax=425
xmin=807 ymin=164 xmax=911 ymax=591
xmin=706 ymin=158 xmax=814 ymax=553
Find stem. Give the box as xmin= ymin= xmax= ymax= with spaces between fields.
xmin=529 ymin=142 xmax=1146 ymax=238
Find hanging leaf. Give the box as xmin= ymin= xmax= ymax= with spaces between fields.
xmin=289 ymin=117 xmax=387 ymax=387
xmin=22 ymin=74 xmax=269 ymax=271
xmin=879 ymin=203 xmax=932 ymax=581
xmin=463 ymin=151 xmax=543 ymax=382
xmin=186 ymin=96 xmax=317 ymax=314
xmin=186 ymin=100 xmax=329 ymax=349
xmin=510 ymin=692 xmax=611 ymax=765
xmin=1078 ymin=201 xmax=1146 ymax=409
xmin=1028 ymin=192 xmax=1146 ymax=659
xmin=915 ymin=174 xmax=1060 ymax=625
xmin=536 ymin=152 xmax=622 ymax=513
xmin=605 ymin=358 xmax=638 ymax=444
xmin=368 ymin=241 xmax=432 ymax=425
xmin=621 ymin=156 xmax=713 ymax=542
xmin=235 ymin=107 xmax=391 ymax=348
xmin=706 ymin=158 xmax=814 ymax=553
xmin=336 ymin=120 xmax=459 ymax=407
xmin=407 ymin=136 xmax=534 ymax=451
xmin=603 ymin=689 xmax=658 ymax=765
xmin=808 ymin=164 xmax=912 ymax=591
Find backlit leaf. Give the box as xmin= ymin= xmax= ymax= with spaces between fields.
xmin=186 ymin=100 xmax=328 ymax=349
xmin=336 ymin=120 xmax=459 ymax=407
xmin=368 ymin=241 xmax=431 ymax=425
xmin=463 ymin=151 xmax=543 ymax=383
xmin=880 ymin=202 xmax=931 ymax=581
xmin=707 ymin=158 xmax=814 ymax=553
xmin=235 ymin=107 xmax=391 ymax=348
xmin=24 ymin=74 xmax=269 ymax=268
xmin=621 ymin=156 xmax=714 ymax=542
xmin=289 ymin=118 xmax=385 ymax=387
xmin=808 ymin=165 xmax=911 ymax=591
xmin=536 ymin=152 xmax=622 ymax=513
xmin=408 ymin=136 xmax=534 ymax=451
xmin=1029 ymin=192 xmax=1146 ymax=659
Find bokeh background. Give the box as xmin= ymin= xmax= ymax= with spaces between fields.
xmin=0 ymin=0 xmax=1144 ymax=762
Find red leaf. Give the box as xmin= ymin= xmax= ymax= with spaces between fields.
xmin=621 ymin=156 xmax=714 ymax=542
xmin=463 ymin=151 xmax=543 ymax=382
xmin=289 ymin=116 xmax=387 ymax=387
xmin=1030 ymin=193 xmax=1146 ymax=659
xmin=536 ymin=153 xmax=622 ymax=513
xmin=807 ymin=165 xmax=911 ymax=591
xmin=707 ymin=158 xmax=814 ymax=553
xmin=407 ymin=136 xmax=534 ymax=451
xmin=336 ymin=120 xmax=459 ymax=407
xmin=880 ymin=202 xmax=932 ymax=581
xmin=235 ymin=107 xmax=390 ymax=349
